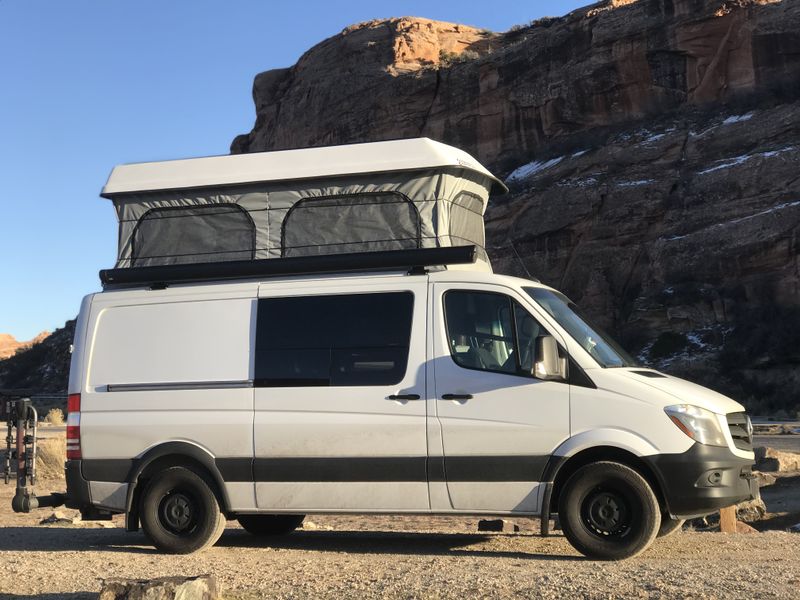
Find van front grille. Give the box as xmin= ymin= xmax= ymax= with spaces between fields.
xmin=726 ymin=412 xmax=753 ymax=452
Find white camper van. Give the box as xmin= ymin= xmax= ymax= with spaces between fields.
xmin=57 ymin=139 xmax=755 ymax=560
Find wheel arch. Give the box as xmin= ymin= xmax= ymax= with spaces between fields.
xmin=124 ymin=441 xmax=232 ymax=531
xmin=546 ymin=445 xmax=667 ymax=515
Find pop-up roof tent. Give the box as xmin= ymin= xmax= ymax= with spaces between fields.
xmin=101 ymin=138 xmax=507 ymax=270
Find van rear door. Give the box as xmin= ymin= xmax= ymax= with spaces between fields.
xmin=253 ymin=278 xmax=429 ymax=511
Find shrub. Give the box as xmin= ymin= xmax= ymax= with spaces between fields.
xmin=44 ymin=408 xmax=64 ymax=425
xmin=36 ymin=436 xmax=66 ymax=480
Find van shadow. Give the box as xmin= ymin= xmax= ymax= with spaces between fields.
xmin=217 ymin=528 xmax=582 ymax=561
xmin=0 ymin=526 xmax=153 ymax=554
xmin=0 ymin=526 xmax=581 ymax=561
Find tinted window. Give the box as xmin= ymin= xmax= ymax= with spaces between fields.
xmin=444 ymin=290 xmax=549 ymax=377
xmin=255 ymin=292 xmax=414 ymax=387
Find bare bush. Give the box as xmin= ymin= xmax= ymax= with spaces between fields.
xmin=44 ymin=408 xmax=64 ymax=425
xmin=36 ymin=436 xmax=66 ymax=480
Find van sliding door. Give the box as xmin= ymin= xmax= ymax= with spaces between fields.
xmin=253 ymin=280 xmax=429 ymax=512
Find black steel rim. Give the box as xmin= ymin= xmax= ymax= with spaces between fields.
xmin=581 ymin=485 xmax=633 ymax=538
xmin=159 ymin=490 xmax=199 ymax=535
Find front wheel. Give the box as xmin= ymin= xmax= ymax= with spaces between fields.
xmin=558 ymin=461 xmax=661 ymax=560
xmin=139 ymin=466 xmax=226 ymax=554
xmin=238 ymin=514 xmax=305 ymax=536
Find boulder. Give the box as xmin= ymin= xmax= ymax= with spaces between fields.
xmin=478 ymin=519 xmax=520 ymax=532
xmin=736 ymin=497 xmax=767 ymax=523
xmin=98 ymin=576 xmax=219 ymax=600
xmin=754 ymin=447 xmax=800 ymax=473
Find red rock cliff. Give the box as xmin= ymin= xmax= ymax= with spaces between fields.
xmin=235 ymin=0 xmax=799 ymax=414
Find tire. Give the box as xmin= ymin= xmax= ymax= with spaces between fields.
xmin=558 ymin=461 xmax=661 ymax=560
xmin=139 ymin=466 xmax=226 ymax=554
xmin=657 ymin=516 xmax=685 ymax=538
xmin=238 ymin=514 xmax=305 ymax=536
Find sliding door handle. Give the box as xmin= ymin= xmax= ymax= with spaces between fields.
xmin=442 ymin=393 xmax=473 ymax=401
xmin=388 ymin=394 xmax=421 ymax=401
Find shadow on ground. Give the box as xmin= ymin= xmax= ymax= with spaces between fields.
xmin=0 ymin=526 xmax=580 ymax=561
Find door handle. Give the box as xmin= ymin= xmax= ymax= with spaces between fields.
xmin=388 ymin=394 xmax=420 ymax=401
xmin=442 ymin=393 xmax=473 ymax=401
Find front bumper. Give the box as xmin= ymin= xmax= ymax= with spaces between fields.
xmin=645 ymin=443 xmax=756 ymax=519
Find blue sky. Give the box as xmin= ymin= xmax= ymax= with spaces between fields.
xmin=0 ymin=0 xmax=588 ymax=340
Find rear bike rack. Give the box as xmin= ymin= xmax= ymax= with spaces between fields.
xmin=3 ymin=397 xmax=65 ymax=512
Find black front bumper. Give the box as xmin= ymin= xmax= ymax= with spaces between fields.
xmin=645 ymin=443 xmax=756 ymax=519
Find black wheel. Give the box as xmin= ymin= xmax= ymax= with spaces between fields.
xmin=657 ymin=516 xmax=685 ymax=538
xmin=139 ymin=466 xmax=226 ymax=554
xmin=237 ymin=514 xmax=305 ymax=536
xmin=558 ymin=461 xmax=660 ymax=560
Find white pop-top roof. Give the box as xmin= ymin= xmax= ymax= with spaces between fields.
xmin=101 ymin=138 xmax=508 ymax=197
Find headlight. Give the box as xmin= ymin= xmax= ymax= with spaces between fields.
xmin=664 ymin=404 xmax=728 ymax=447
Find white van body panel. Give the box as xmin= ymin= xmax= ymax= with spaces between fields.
xmin=67 ymin=293 xmax=94 ymax=395
xmin=80 ymin=285 xmax=258 ymax=511
xmin=431 ymin=281 xmax=570 ymax=512
xmin=254 ymin=276 xmax=429 ymax=512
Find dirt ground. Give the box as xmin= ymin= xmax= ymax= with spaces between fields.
xmin=2 ymin=429 xmax=800 ymax=598
xmin=1 ymin=479 xmax=799 ymax=599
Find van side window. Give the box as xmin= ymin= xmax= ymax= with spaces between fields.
xmin=443 ymin=290 xmax=546 ymax=377
xmin=255 ymin=292 xmax=414 ymax=387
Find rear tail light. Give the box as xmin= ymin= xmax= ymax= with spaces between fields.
xmin=66 ymin=393 xmax=81 ymax=460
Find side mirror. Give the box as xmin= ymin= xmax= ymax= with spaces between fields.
xmin=534 ymin=335 xmax=567 ymax=381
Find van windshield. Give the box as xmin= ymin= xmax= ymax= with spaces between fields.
xmin=524 ymin=287 xmax=637 ymax=368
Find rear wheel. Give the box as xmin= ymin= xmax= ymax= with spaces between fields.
xmin=238 ymin=514 xmax=305 ymax=536
xmin=139 ymin=466 xmax=226 ymax=554
xmin=657 ymin=516 xmax=685 ymax=538
xmin=558 ymin=461 xmax=660 ymax=560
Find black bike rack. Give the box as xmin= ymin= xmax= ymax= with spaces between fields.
xmin=3 ymin=396 xmax=65 ymax=512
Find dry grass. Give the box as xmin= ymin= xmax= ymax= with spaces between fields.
xmin=36 ymin=436 xmax=66 ymax=480
xmin=43 ymin=408 xmax=65 ymax=425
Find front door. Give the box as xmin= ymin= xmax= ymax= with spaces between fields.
xmin=254 ymin=278 xmax=429 ymax=512
xmin=432 ymin=283 xmax=570 ymax=512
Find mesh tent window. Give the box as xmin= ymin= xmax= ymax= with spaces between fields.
xmin=130 ymin=204 xmax=257 ymax=267
xmin=449 ymin=192 xmax=487 ymax=261
xmin=281 ymin=192 xmax=422 ymax=258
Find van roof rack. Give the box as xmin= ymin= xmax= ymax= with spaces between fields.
xmin=99 ymin=245 xmax=478 ymax=289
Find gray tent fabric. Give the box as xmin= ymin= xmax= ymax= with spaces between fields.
xmin=110 ymin=167 xmax=493 ymax=268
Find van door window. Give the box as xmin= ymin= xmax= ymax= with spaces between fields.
xmin=443 ymin=290 xmax=548 ymax=378
xmin=255 ymin=292 xmax=414 ymax=387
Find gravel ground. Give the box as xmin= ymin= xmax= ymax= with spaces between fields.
xmin=1 ymin=480 xmax=799 ymax=599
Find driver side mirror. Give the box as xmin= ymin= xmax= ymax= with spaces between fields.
xmin=534 ymin=335 xmax=567 ymax=381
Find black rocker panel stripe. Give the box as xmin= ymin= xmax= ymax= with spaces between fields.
xmin=81 ymin=456 xmax=549 ymax=484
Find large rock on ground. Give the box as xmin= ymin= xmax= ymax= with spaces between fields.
xmin=755 ymin=447 xmax=800 ymax=472
xmin=98 ymin=576 xmax=220 ymax=600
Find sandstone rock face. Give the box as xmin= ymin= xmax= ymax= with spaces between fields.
xmin=233 ymin=0 xmax=800 ymax=413
xmin=0 ymin=322 xmax=72 ymax=396
xmin=0 ymin=331 xmax=50 ymax=360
